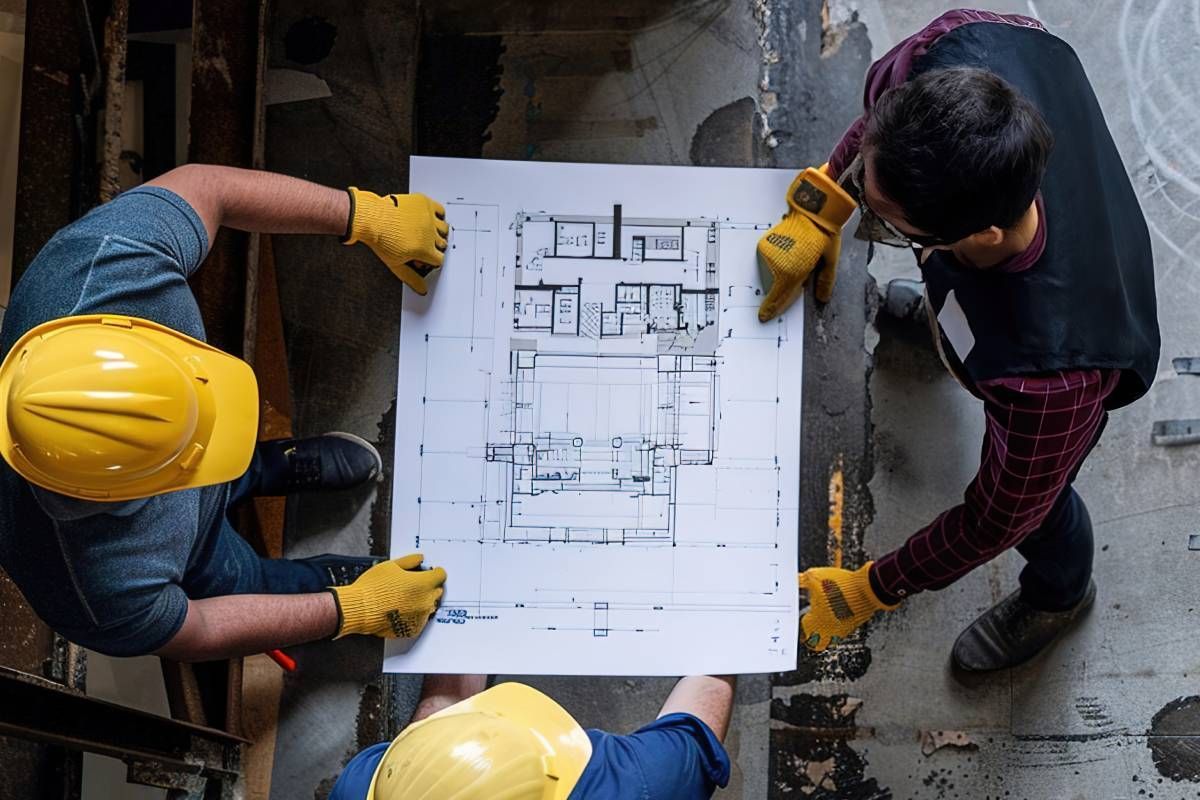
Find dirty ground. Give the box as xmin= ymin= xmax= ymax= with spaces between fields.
xmin=261 ymin=1 xmax=1200 ymax=798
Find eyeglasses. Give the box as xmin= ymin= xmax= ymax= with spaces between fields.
xmin=847 ymin=158 xmax=957 ymax=249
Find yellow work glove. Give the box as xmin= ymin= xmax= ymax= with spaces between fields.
xmin=757 ymin=164 xmax=857 ymax=321
xmin=797 ymin=561 xmax=898 ymax=652
xmin=330 ymin=554 xmax=447 ymax=639
xmin=343 ymin=188 xmax=450 ymax=295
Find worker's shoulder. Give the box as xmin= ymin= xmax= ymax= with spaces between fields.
xmin=571 ymin=715 xmax=731 ymax=798
xmin=1 ymin=198 xmax=210 ymax=357
xmin=13 ymin=186 xmax=208 ymax=305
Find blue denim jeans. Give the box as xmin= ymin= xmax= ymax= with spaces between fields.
xmin=181 ymin=448 xmax=330 ymax=598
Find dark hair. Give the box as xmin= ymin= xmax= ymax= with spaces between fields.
xmin=863 ymin=67 xmax=1053 ymax=241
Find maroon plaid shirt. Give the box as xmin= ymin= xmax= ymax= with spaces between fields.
xmin=870 ymin=371 xmax=1117 ymax=603
xmin=828 ymin=10 xmax=1122 ymax=602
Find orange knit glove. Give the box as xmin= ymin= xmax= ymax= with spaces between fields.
xmin=798 ymin=561 xmax=899 ymax=652
xmin=757 ymin=164 xmax=856 ymax=321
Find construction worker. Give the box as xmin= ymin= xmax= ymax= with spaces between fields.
xmin=329 ymin=673 xmax=734 ymax=799
xmin=758 ymin=10 xmax=1158 ymax=670
xmin=0 ymin=165 xmax=450 ymax=660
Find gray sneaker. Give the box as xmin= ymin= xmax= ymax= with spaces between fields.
xmin=952 ymin=580 xmax=1096 ymax=672
xmin=881 ymin=278 xmax=927 ymax=324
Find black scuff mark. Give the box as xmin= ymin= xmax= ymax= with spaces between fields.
xmin=285 ymin=16 xmax=338 ymax=65
xmin=1148 ymin=695 xmax=1200 ymax=783
xmin=360 ymin=396 xmax=404 ymax=758
xmin=770 ymin=693 xmax=892 ymax=799
xmin=777 ymin=639 xmax=872 ymax=684
xmin=690 ymin=96 xmax=764 ymax=167
xmin=415 ymin=32 xmax=505 ymax=157
xmin=1074 ymin=696 xmax=1114 ymax=729
xmin=762 ymin=1 xmax=885 ymax=796
xmin=367 ymin=395 xmax=397 ymax=558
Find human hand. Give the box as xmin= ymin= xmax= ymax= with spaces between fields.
xmin=757 ymin=164 xmax=856 ymax=320
xmin=797 ymin=561 xmax=898 ymax=651
xmin=330 ymin=553 xmax=446 ymax=639
xmin=343 ymin=189 xmax=450 ymax=294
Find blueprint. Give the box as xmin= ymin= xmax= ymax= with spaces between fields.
xmin=385 ymin=157 xmax=801 ymax=675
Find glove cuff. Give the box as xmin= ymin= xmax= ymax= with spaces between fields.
xmin=340 ymin=189 xmax=356 ymax=243
xmin=343 ymin=186 xmax=386 ymax=247
xmin=329 ymin=584 xmax=370 ymax=639
xmin=858 ymin=561 xmax=901 ymax=611
xmin=785 ymin=165 xmax=857 ymax=233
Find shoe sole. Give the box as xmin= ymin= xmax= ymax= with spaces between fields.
xmin=950 ymin=581 xmax=1097 ymax=675
xmin=323 ymin=431 xmax=385 ymax=483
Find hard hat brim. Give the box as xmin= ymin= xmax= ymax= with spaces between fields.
xmin=0 ymin=315 xmax=259 ymax=502
xmin=177 ymin=335 xmax=259 ymax=497
xmin=368 ymin=682 xmax=593 ymax=800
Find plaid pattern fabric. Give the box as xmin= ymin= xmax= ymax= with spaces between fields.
xmin=827 ymin=10 xmax=1121 ymax=602
xmin=870 ymin=370 xmax=1119 ymax=603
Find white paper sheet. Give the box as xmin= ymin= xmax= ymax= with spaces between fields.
xmin=385 ymin=157 xmax=801 ymax=675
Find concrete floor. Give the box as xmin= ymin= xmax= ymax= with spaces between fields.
xmin=261 ymin=1 xmax=1200 ymax=798
xmin=851 ymin=1 xmax=1200 ymax=798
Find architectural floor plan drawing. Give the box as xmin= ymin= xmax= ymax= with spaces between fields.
xmin=386 ymin=157 xmax=802 ymax=675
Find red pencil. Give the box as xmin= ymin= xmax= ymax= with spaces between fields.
xmin=267 ymin=649 xmax=296 ymax=671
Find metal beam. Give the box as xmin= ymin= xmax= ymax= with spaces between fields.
xmin=12 ymin=0 xmax=105 ymax=285
xmin=186 ymin=0 xmax=264 ymax=357
xmin=0 ymin=666 xmax=246 ymax=791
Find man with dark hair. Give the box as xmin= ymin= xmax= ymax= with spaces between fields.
xmin=758 ymin=10 xmax=1159 ymax=671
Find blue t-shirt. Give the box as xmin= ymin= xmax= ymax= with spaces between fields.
xmin=328 ymin=712 xmax=731 ymax=800
xmin=0 ymin=187 xmax=221 ymax=656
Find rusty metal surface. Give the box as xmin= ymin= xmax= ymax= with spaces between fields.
xmin=98 ymin=0 xmax=129 ymax=202
xmin=420 ymin=1 xmax=673 ymax=34
xmin=0 ymin=569 xmax=55 ymax=676
xmin=245 ymin=235 xmax=292 ymax=560
xmin=161 ymin=660 xmax=209 ymax=728
xmin=186 ymin=0 xmax=262 ymax=357
xmin=12 ymin=0 xmax=105 ymax=284
xmin=5 ymin=2 xmax=108 ymax=794
xmin=0 ymin=665 xmax=246 ymax=789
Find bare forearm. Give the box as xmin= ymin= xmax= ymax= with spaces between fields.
xmin=658 ymin=675 xmax=737 ymax=742
xmin=156 ymin=592 xmax=338 ymax=662
xmin=146 ymin=164 xmax=349 ymax=244
xmin=413 ymin=674 xmax=489 ymax=722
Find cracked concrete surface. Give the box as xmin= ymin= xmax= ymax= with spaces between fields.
xmin=258 ymin=1 xmax=1200 ymax=797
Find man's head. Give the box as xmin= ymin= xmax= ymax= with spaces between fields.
xmin=861 ymin=66 xmax=1053 ymax=249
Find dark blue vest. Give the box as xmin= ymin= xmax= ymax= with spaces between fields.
xmin=913 ymin=22 xmax=1159 ymax=408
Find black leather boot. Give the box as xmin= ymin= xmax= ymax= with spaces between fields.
xmin=952 ymin=580 xmax=1096 ymax=672
xmin=254 ymin=432 xmax=383 ymax=496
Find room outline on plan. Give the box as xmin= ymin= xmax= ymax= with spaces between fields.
xmin=485 ymin=205 xmax=726 ymax=547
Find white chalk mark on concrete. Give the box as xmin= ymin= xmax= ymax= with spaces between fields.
xmin=1119 ymin=0 xmax=1200 ymax=269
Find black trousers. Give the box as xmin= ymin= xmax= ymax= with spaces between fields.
xmin=1016 ymin=485 xmax=1094 ymax=612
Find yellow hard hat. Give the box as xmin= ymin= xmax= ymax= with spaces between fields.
xmin=369 ymin=683 xmax=593 ymax=800
xmin=0 ymin=314 xmax=258 ymax=502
